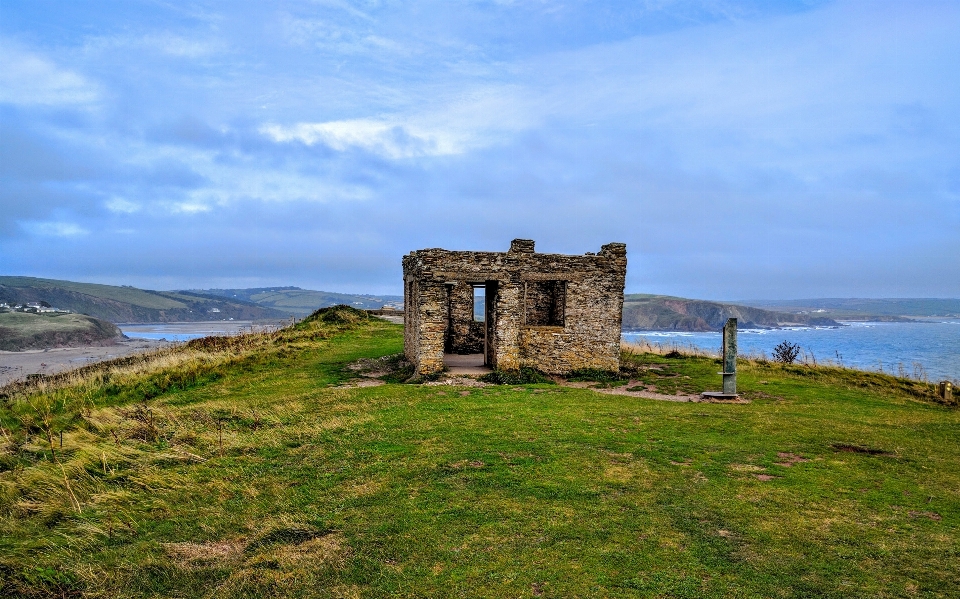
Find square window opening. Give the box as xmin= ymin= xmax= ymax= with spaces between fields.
xmin=525 ymin=281 xmax=565 ymax=326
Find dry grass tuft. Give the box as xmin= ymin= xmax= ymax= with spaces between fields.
xmin=163 ymin=539 xmax=247 ymax=568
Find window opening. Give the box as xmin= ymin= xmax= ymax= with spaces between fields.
xmin=524 ymin=281 xmax=565 ymax=326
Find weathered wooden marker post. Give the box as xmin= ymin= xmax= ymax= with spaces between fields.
xmin=702 ymin=318 xmax=739 ymax=400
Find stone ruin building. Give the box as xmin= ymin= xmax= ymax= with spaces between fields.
xmin=402 ymin=239 xmax=627 ymax=375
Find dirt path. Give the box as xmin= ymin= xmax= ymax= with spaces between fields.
xmin=0 ymin=339 xmax=171 ymax=386
xmin=559 ymin=380 xmax=701 ymax=402
xmin=559 ymin=380 xmax=750 ymax=403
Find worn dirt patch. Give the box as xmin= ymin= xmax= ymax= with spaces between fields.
xmin=265 ymin=532 xmax=347 ymax=567
xmin=603 ymin=464 xmax=636 ymax=482
xmin=344 ymin=354 xmax=409 ymax=382
xmin=447 ymin=460 xmax=486 ymax=470
xmin=335 ymin=379 xmax=385 ymax=389
xmin=560 ymin=379 xmax=700 ymax=402
xmin=346 ymin=354 xmax=405 ymax=376
xmin=774 ymin=452 xmax=810 ymax=467
xmin=909 ymin=511 xmax=942 ymax=521
xmin=343 ymin=478 xmax=384 ymax=498
xmin=832 ymin=443 xmax=889 ymax=456
xmin=729 ymin=463 xmax=767 ymax=473
xmin=753 ymin=474 xmax=779 ymax=481
xmin=424 ymin=376 xmax=491 ymax=388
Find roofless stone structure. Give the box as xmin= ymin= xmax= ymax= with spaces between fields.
xmin=402 ymin=239 xmax=627 ymax=375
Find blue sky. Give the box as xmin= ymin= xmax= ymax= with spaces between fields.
xmin=1 ymin=0 xmax=958 ymax=298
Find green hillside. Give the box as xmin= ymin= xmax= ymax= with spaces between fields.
xmin=623 ymin=294 xmax=840 ymax=331
xmin=0 ymin=277 xmax=288 ymax=323
xmin=1 ymin=309 xmax=957 ymax=597
xmin=0 ymin=311 xmax=123 ymax=351
xmin=0 ymin=276 xmax=182 ymax=310
xmin=194 ymin=287 xmax=403 ymax=316
xmin=740 ymin=298 xmax=960 ymax=318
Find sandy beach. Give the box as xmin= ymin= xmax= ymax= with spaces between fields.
xmin=0 ymin=338 xmax=172 ymax=387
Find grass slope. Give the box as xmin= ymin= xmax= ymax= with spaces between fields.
xmin=1 ymin=309 xmax=957 ymax=598
xmin=0 ymin=277 xmax=185 ymax=310
xmin=0 ymin=312 xmax=123 ymax=351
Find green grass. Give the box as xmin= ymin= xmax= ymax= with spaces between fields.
xmin=0 ymin=312 xmax=121 ymax=351
xmin=0 ymin=311 xmax=98 ymax=334
xmin=1 ymin=307 xmax=958 ymax=598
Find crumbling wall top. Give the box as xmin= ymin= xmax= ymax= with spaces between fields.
xmin=509 ymin=239 xmax=536 ymax=253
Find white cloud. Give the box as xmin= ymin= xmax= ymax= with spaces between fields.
xmin=169 ymin=202 xmax=212 ymax=214
xmin=85 ymin=32 xmax=224 ymax=58
xmin=259 ymin=82 xmax=537 ymax=159
xmin=144 ymin=33 xmax=223 ymax=58
xmin=106 ymin=197 xmax=141 ymax=213
xmin=20 ymin=221 xmax=89 ymax=237
xmin=260 ymin=119 xmax=462 ymax=158
xmin=0 ymin=43 xmax=98 ymax=106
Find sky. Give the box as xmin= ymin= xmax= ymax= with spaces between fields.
xmin=1 ymin=0 xmax=958 ymax=299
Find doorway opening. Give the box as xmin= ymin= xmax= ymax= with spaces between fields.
xmin=443 ymin=282 xmax=494 ymax=373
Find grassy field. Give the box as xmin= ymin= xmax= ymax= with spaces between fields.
xmin=1 ymin=308 xmax=957 ymax=598
xmin=0 ymin=312 xmax=122 ymax=351
xmin=0 ymin=277 xmax=187 ymax=310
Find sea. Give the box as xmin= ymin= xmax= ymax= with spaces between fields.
xmin=119 ymin=321 xmax=259 ymax=343
xmin=120 ymin=319 xmax=960 ymax=383
xmin=623 ymin=319 xmax=960 ymax=382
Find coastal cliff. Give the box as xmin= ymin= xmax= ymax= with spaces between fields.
xmin=622 ymin=294 xmax=840 ymax=332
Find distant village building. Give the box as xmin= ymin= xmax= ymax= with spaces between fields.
xmin=1 ymin=301 xmax=70 ymax=314
xmin=402 ymin=239 xmax=627 ymax=375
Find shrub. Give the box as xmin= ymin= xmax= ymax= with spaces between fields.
xmin=480 ymin=368 xmax=553 ymax=385
xmin=304 ymin=305 xmax=370 ymax=325
xmin=773 ymin=341 xmax=801 ymax=364
xmin=567 ymin=368 xmax=625 ymax=383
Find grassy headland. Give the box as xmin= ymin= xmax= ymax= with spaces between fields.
xmin=1 ymin=307 xmax=957 ymax=598
xmin=0 ymin=312 xmax=123 ymax=352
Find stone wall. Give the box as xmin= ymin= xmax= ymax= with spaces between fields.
xmin=403 ymin=239 xmax=626 ymax=375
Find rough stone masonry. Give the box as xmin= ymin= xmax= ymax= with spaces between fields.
xmin=402 ymin=239 xmax=627 ymax=375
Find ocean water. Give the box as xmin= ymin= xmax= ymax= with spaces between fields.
xmin=623 ymin=320 xmax=960 ymax=382
xmin=119 ymin=321 xmax=256 ymax=343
